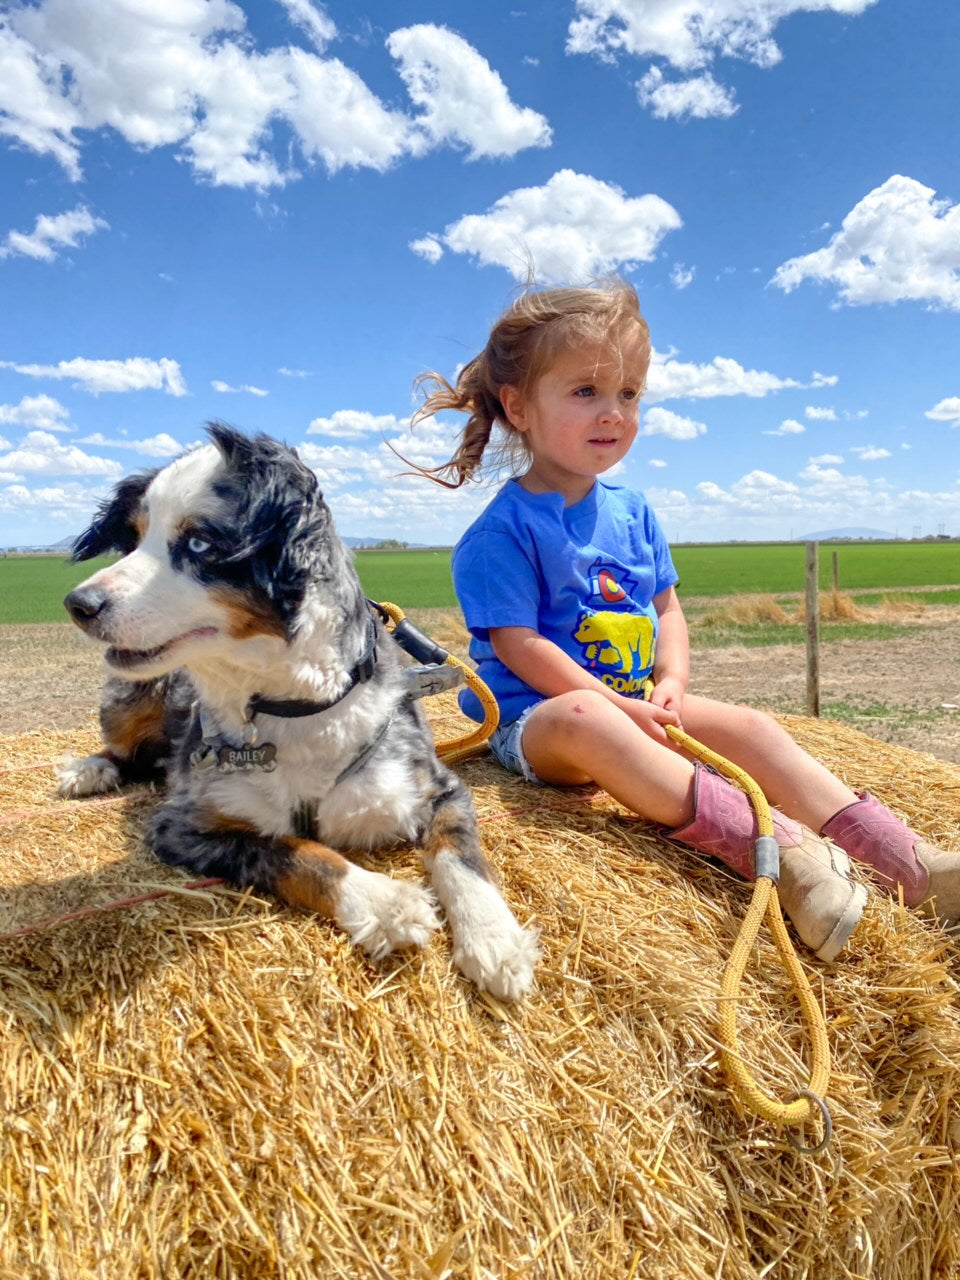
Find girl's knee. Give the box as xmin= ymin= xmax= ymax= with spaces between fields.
xmin=733 ymin=703 xmax=781 ymax=743
xmin=537 ymin=689 xmax=614 ymax=735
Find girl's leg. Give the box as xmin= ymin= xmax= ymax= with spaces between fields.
xmin=679 ymin=694 xmax=960 ymax=921
xmin=519 ymin=689 xmax=865 ymax=960
xmin=519 ymin=689 xmax=696 ymax=826
xmin=676 ymin=694 xmax=857 ymax=831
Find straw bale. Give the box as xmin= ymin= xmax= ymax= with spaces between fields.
xmin=2 ymin=703 xmax=960 ymax=1280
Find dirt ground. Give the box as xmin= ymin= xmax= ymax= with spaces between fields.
xmin=3 ymin=607 xmax=960 ymax=765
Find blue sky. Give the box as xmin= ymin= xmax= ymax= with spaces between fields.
xmin=1 ymin=0 xmax=958 ymax=549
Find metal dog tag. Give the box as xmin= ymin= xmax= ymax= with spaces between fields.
xmin=215 ymin=742 xmax=278 ymax=772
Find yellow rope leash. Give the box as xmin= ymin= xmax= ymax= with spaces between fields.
xmin=666 ymin=724 xmax=833 ymax=1148
xmin=378 ymin=601 xmax=832 ymax=1146
xmin=375 ymin=601 xmax=500 ymax=764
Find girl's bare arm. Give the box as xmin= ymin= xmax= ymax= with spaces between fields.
xmin=648 ymin=586 xmax=689 ymax=716
xmin=489 ymin=626 xmax=679 ymax=741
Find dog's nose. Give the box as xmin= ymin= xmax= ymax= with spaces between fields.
xmin=64 ymin=585 xmax=110 ymax=628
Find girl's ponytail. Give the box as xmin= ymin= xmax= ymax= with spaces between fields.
xmin=410 ymin=355 xmax=503 ymax=488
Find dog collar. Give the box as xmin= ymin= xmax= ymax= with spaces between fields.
xmin=245 ymin=617 xmax=377 ymax=721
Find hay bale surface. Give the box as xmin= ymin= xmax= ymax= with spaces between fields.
xmin=2 ymin=703 xmax=960 ymax=1279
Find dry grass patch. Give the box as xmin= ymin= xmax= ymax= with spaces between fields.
xmin=698 ymin=590 xmax=935 ymax=629
xmin=2 ymin=703 xmax=960 ymax=1278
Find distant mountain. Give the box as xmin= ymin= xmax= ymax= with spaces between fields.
xmin=798 ymin=526 xmax=896 ymax=541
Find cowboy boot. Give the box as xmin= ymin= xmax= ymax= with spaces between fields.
xmin=667 ymin=764 xmax=867 ymax=962
xmin=821 ymin=791 xmax=960 ymax=925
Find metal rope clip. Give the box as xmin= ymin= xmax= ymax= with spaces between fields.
xmin=785 ymin=1088 xmax=833 ymax=1155
xmin=401 ymin=663 xmax=464 ymax=701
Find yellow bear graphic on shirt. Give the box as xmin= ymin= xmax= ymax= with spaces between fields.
xmin=574 ymin=610 xmax=656 ymax=695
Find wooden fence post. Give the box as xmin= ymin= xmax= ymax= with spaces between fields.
xmin=806 ymin=541 xmax=820 ymax=717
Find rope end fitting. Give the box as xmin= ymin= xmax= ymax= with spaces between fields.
xmin=754 ymin=834 xmax=780 ymax=883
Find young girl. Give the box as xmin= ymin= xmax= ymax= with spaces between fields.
xmin=413 ymin=281 xmax=960 ymax=960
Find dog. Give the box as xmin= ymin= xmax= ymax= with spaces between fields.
xmin=57 ymin=423 xmax=539 ymax=1001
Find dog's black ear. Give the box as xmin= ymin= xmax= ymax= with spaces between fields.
xmin=71 ymin=471 xmax=157 ymax=561
xmin=207 ymin=420 xmax=320 ymax=497
xmin=206 ymin=420 xmax=253 ymax=468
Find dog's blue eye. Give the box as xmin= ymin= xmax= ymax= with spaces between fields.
xmin=188 ymin=536 xmax=211 ymax=555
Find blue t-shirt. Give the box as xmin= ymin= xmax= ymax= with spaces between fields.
xmin=452 ymin=479 xmax=679 ymax=723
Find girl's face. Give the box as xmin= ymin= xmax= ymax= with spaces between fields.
xmin=500 ymin=327 xmax=649 ymax=504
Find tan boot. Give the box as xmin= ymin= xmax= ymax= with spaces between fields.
xmin=667 ymin=764 xmax=866 ymax=961
xmin=822 ymin=791 xmax=960 ymax=925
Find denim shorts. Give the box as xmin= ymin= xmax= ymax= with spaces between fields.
xmin=487 ymin=701 xmax=544 ymax=784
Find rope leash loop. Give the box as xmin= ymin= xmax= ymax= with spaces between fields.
xmin=665 ymin=723 xmax=833 ymax=1145
xmin=374 ymin=601 xmax=499 ymax=763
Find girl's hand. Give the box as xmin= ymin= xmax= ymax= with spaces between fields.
xmin=649 ymin=676 xmax=686 ymax=720
xmin=620 ymin=694 xmax=680 ymax=744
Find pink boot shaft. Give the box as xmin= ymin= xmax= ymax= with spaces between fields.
xmin=668 ymin=763 xmax=810 ymax=879
xmin=820 ymin=792 xmax=928 ymax=905
xmin=666 ymin=764 xmax=866 ymax=961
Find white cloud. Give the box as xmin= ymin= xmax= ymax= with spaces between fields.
xmin=77 ymin=431 xmax=185 ymax=458
xmin=804 ymin=405 xmax=837 ymax=420
xmin=297 ymin=442 xmax=380 ymax=470
xmin=410 ymin=235 xmax=444 ymax=264
xmin=640 ymin=406 xmax=706 ymax=440
xmin=0 ymin=478 xmax=117 ymax=519
xmin=0 ymin=20 xmax=85 ymax=178
xmin=772 ymin=175 xmax=960 ymax=310
xmin=652 ymin=461 xmax=960 ymax=539
xmin=670 ymin=263 xmax=695 ymax=290
xmin=850 ymin=445 xmax=892 ymax=461
xmin=810 ymin=453 xmax=844 ymax=465
xmin=926 ymin=397 xmax=960 ymax=426
xmin=764 ymin=418 xmax=805 ymax=436
xmin=279 ymin=47 xmax=412 ymax=179
xmin=279 ymin=366 xmax=312 ymax=378
xmin=568 ymin=0 xmax=877 ymax=73
xmin=702 ymin=470 xmax=801 ymax=502
xmin=306 ymin=409 xmax=409 ymax=440
xmin=0 ymin=393 xmax=71 ymax=431
xmin=0 ymin=430 xmax=123 ymax=476
xmin=277 ymin=0 xmax=336 ymax=52
xmin=420 ymin=169 xmax=682 ymax=283
xmin=1 ymin=204 xmax=108 ymax=262
xmin=211 ymin=379 xmax=269 ymax=396
xmin=0 ymin=7 xmax=548 ymax=188
xmin=636 ymin=67 xmax=737 ymax=120
xmin=646 ymin=348 xmax=826 ymax=402
xmin=648 ymin=458 xmax=667 ymax=467
xmin=387 ymin=25 xmax=552 ymax=160
xmin=0 ymin=356 xmax=187 ymax=395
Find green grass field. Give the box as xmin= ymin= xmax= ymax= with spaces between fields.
xmin=1 ymin=541 xmax=957 ymax=624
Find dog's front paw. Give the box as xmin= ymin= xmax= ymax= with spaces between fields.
xmin=428 ymin=851 xmax=541 ymax=1001
xmin=336 ymin=867 xmax=440 ymax=962
xmin=55 ymin=754 xmax=120 ymax=799
xmin=452 ymin=913 xmax=541 ymax=1003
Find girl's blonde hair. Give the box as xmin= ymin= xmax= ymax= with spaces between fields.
xmin=411 ymin=279 xmax=651 ymax=488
